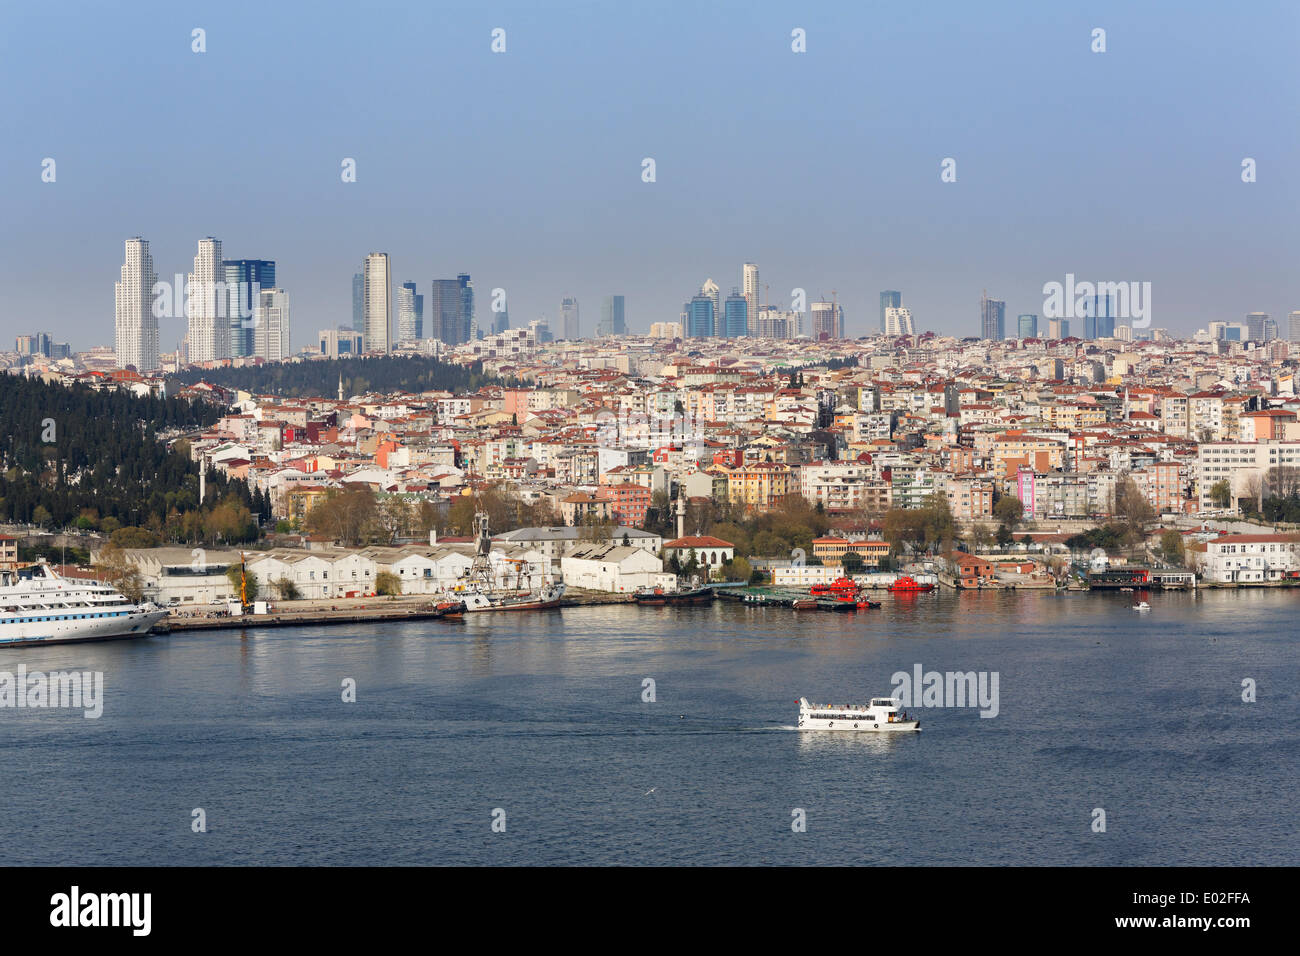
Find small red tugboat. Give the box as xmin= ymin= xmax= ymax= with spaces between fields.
xmin=887 ymin=575 xmax=935 ymax=593
xmin=810 ymin=576 xmax=859 ymax=597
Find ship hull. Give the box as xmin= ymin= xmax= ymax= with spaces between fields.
xmin=467 ymin=597 xmax=563 ymax=612
xmin=458 ymin=585 xmax=566 ymax=612
xmin=633 ymin=589 xmax=713 ymax=606
xmin=0 ymin=608 xmax=169 ymax=649
xmin=798 ymin=717 xmax=921 ymax=732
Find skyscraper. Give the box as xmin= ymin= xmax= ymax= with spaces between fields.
xmin=362 ymin=253 xmax=391 ymax=353
xmin=187 ymin=237 xmax=228 ymax=363
xmin=254 ymin=288 xmax=290 ymax=362
xmin=687 ymin=295 xmax=714 ymax=338
xmin=1288 ymin=312 xmax=1300 ymax=344
xmin=599 ymin=295 xmax=626 ymax=336
xmin=352 ymin=273 xmax=364 ymax=332
xmin=429 ymin=279 xmax=460 ymax=345
xmin=723 ymin=288 xmax=748 ymax=338
xmin=16 ymin=333 xmax=51 ymax=357
xmin=1017 ymin=313 xmax=1038 ymax=338
xmin=397 ymin=281 xmax=421 ymax=342
xmin=700 ymin=279 xmax=720 ymax=331
xmin=879 ymin=291 xmax=901 ymax=333
xmin=980 ymin=292 xmax=1005 ymax=340
xmin=561 ymin=296 xmax=580 ymax=340
xmin=224 ymin=259 xmax=275 ymax=358
xmin=1245 ymin=312 xmax=1269 ymax=342
xmin=742 ymin=263 xmax=760 ymax=334
xmin=810 ymin=301 xmax=842 ymax=339
xmin=458 ymin=273 xmax=475 ymax=341
xmin=114 ymin=237 xmax=159 ymax=372
xmin=1082 ymin=295 xmax=1114 ymax=339
xmin=883 ymin=306 xmax=914 ymax=336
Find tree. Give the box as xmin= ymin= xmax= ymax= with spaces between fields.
xmin=1265 ymin=465 xmax=1300 ymax=499
xmin=226 ymin=562 xmax=259 ymax=604
xmin=272 ymin=576 xmax=300 ymax=601
xmin=306 ymin=485 xmax=381 ymax=546
xmin=1209 ymin=480 xmax=1231 ymax=509
xmin=1242 ymin=474 xmax=1264 ymax=515
xmin=1114 ymin=477 xmax=1155 ymax=530
xmin=995 ymin=524 xmax=1013 ymax=547
xmin=993 ymin=495 xmax=1024 ymax=530
xmin=720 ymin=555 xmax=752 ymax=582
xmin=682 ymin=549 xmax=699 ymax=577
xmin=1158 ymin=529 xmax=1185 ymax=565
xmin=377 ymin=496 xmax=413 ymax=544
xmin=96 ymin=542 xmax=145 ymax=603
xmin=578 ymin=512 xmax=615 ymax=543
xmin=881 ymin=494 xmax=954 ymax=555
xmin=31 ymin=505 xmax=52 ymax=528
xmin=374 ymin=571 xmax=402 ymax=596
xmin=111 ymin=526 xmax=160 ymax=549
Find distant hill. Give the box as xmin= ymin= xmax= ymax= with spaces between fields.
xmin=0 ymin=374 xmax=265 ymax=541
xmin=172 ymin=355 xmax=508 ymax=398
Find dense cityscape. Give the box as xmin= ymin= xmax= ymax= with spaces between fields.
xmin=1 ymin=248 xmax=1298 ymax=604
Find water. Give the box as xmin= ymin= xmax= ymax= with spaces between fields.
xmin=1 ymin=590 xmax=1295 ymax=865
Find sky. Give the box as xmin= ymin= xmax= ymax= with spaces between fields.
xmin=2 ymin=0 xmax=1298 ymax=349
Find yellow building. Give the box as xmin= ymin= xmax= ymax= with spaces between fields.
xmin=722 ymin=461 xmax=793 ymax=510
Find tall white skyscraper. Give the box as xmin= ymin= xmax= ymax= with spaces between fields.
xmin=254 ymin=288 xmax=290 ymax=361
xmin=187 ymin=237 xmax=228 ymax=362
xmin=396 ymin=280 xmax=419 ymax=342
xmin=883 ymin=306 xmax=914 ymax=336
xmin=561 ymin=296 xmax=580 ymax=340
xmin=742 ymin=263 xmax=760 ymax=335
xmin=363 ymin=253 xmax=391 ymax=353
xmin=1289 ymin=311 xmax=1300 ymax=344
xmin=701 ymin=278 xmax=721 ymax=336
xmin=114 ymin=237 xmax=159 ymax=371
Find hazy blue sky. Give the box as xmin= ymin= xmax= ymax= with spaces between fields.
xmin=3 ymin=0 xmax=1297 ymax=348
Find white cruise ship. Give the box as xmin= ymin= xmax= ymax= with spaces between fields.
xmin=0 ymin=562 xmax=168 ymax=648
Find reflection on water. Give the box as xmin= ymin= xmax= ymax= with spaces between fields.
xmin=795 ymin=729 xmax=913 ymax=756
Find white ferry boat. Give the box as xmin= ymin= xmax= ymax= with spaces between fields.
xmin=797 ymin=696 xmax=921 ymax=732
xmin=0 ymin=562 xmax=168 ymax=648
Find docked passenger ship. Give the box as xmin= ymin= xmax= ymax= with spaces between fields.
xmin=0 ymin=562 xmax=168 ymax=648
xmin=797 ymin=696 xmax=921 ymax=732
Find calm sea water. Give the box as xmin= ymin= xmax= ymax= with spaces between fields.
xmin=1 ymin=590 xmax=1295 ymax=866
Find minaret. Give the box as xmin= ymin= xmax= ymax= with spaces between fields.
xmin=338 ymin=373 xmax=344 ymax=401
xmin=199 ymin=464 xmax=206 ymax=505
xmin=675 ymin=494 xmax=686 ymax=539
